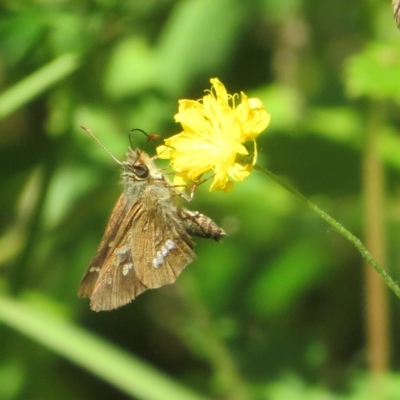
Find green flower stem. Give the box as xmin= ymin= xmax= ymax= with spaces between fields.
xmin=254 ymin=164 xmax=400 ymax=300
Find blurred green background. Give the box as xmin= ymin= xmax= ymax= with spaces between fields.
xmin=1 ymin=0 xmax=400 ymax=399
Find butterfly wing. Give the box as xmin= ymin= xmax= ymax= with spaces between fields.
xmin=78 ymin=194 xmax=147 ymax=311
xmin=131 ymin=202 xmax=196 ymax=289
xmin=88 ymin=214 xmax=148 ymax=312
xmin=79 ymin=189 xmax=197 ymax=311
xmin=78 ymin=194 xmax=127 ymax=299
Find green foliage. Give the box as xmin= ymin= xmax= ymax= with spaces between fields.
xmin=1 ymin=0 xmax=400 ymax=399
xmin=345 ymin=42 xmax=400 ymax=100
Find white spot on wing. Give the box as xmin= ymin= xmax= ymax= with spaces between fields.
xmin=153 ymin=251 xmax=164 ymax=268
xmin=116 ymin=245 xmax=131 ymax=264
xmin=122 ymin=263 xmax=133 ymax=276
xmin=152 ymin=239 xmax=176 ymax=268
xmin=165 ymin=239 xmax=176 ymax=250
xmin=115 ymin=245 xmax=129 ymax=255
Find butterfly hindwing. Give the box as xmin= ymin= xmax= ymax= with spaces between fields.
xmin=131 ymin=202 xmax=196 ymax=289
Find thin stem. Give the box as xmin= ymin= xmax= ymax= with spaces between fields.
xmin=254 ymin=164 xmax=400 ymax=300
xmin=363 ymin=100 xmax=389 ymax=376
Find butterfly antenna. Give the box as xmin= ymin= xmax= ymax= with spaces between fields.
xmin=80 ymin=125 xmax=122 ymax=165
xmin=129 ymin=128 xmax=160 ymax=147
xmin=129 ymin=128 xmax=161 ymax=162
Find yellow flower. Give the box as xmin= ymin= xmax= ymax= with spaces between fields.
xmin=157 ymin=78 xmax=270 ymax=191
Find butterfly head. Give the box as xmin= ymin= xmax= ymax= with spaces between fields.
xmin=122 ymin=148 xmax=163 ymax=183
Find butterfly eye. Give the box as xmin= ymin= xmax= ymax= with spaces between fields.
xmin=134 ymin=164 xmax=149 ymax=179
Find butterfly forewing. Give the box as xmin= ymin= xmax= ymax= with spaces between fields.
xmin=78 ymin=194 xmax=128 ymax=299
xmin=78 ymin=195 xmax=148 ymax=310
xmin=89 ymin=212 xmax=147 ymax=311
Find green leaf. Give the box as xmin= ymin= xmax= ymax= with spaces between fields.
xmin=0 ymin=293 xmax=206 ymax=400
xmin=0 ymin=53 xmax=80 ymax=119
xmin=345 ymin=42 xmax=400 ymax=100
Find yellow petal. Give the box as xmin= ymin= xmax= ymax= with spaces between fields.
xmin=156 ymin=145 xmax=174 ymax=159
xmin=157 ymin=78 xmax=270 ymax=192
